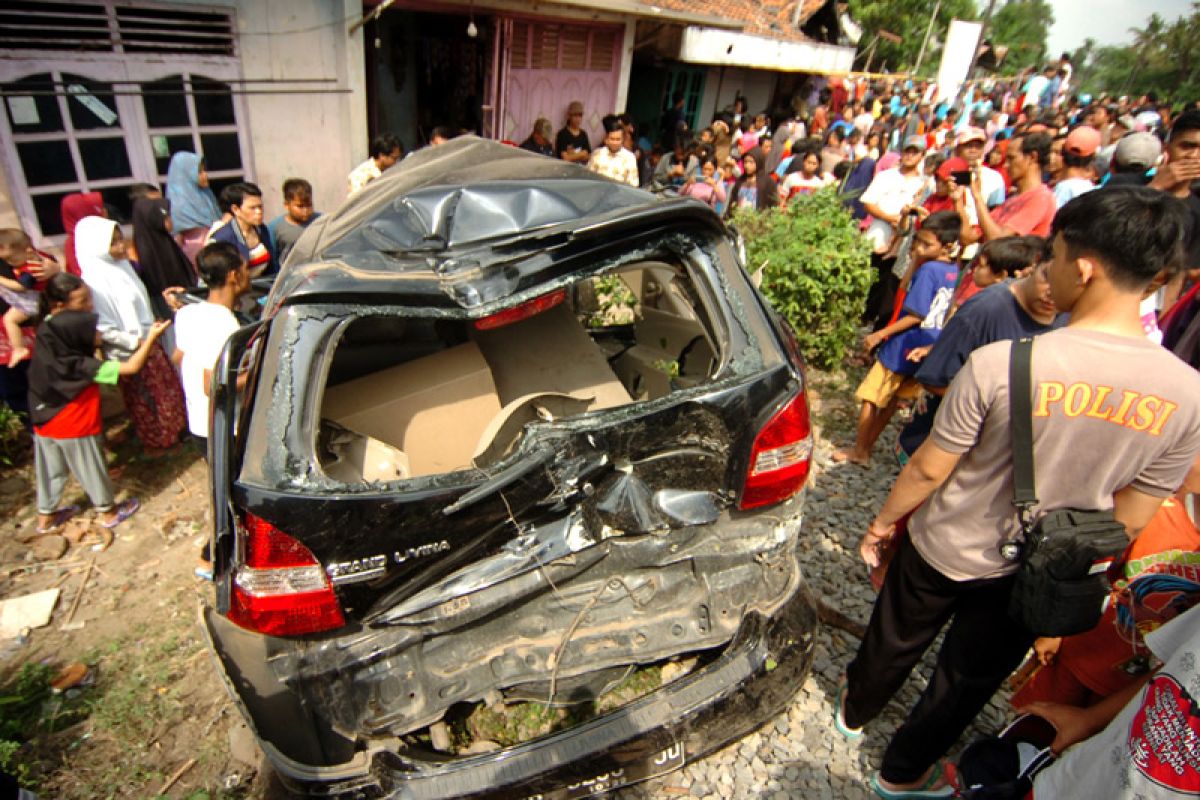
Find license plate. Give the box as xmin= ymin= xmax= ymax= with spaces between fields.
xmin=525 ymin=742 xmax=686 ymax=800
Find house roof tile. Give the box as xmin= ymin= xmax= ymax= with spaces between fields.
xmin=634 ymin=0 xmax=830 ymax=43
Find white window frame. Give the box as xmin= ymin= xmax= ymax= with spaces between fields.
xmin=0 ymin=6 xmax=249 ymax=248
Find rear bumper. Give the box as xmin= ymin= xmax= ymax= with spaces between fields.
xmin=203 ymin=581 xmax=817 ymax=799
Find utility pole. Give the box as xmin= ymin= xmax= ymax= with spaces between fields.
xmin=914 ymin=0 xmax=943 ymax=75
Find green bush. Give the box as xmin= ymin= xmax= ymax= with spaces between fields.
xmin=730 ymin=189 xmax=873 ymax=370
xmin=0 ymin=402 xmax=27 ymax=466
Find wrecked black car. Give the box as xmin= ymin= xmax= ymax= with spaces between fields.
xmin=201 ymin=137 xmax=818 ymax=799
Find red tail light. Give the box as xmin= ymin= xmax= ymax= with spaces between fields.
xmin=227 ymin=513 xmax=345 ymax=636
xmin=474 ymin=289 xmax=566 ymax=330
xmin=739 ymin=391 xmax=813 ymax=510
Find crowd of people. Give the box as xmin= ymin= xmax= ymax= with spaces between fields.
xmin=787 ymin=69 xmax=1200 ymax=800
xmin=0 ymin=149 xmax=324 ymax=576
xmin=438 ymin=63 xmax=1200 ymax=800
xmin=2 ymin=57 xmax=1200 ymax=799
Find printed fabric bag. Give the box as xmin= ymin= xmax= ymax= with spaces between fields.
xmin=1003 ymin=338 xmax=1131 ymax=637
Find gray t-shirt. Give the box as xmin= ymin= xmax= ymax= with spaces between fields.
xmin=911 ymin=328 xmax=1200 ymax=581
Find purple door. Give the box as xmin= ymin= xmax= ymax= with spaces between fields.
xmin=498 ymin=18 xmax=623 ymax=148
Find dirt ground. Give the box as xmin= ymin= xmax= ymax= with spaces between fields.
xmin=0 ymin=420 xmax=281 ymax=799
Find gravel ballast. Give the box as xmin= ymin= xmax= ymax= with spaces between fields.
xmin=613 ymin=382 xmax=1019 ymax=799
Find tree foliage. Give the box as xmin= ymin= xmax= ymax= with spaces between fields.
xmin=988 ymin=0 xmax=1055 ymax=73
xmin=848 ymin=0 xmax=977 ymax=74
xmin=1071 ymin=7 xmax=1200 ymax=106
xmin=731 ymin=190 xmax=873 ymax=371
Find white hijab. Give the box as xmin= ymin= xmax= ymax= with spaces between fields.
xmin=75 ymin=216 xmax=154 ymax=345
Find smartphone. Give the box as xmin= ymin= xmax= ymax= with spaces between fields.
xmin=951 ymin=170 xmax=972 ymax=186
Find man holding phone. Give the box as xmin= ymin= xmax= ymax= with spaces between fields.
xmin=954 ymin=127 xmax=1005 ymax=209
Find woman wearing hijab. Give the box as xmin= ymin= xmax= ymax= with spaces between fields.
xmin=165 ymin=152 xmax=221 ymax=265
xmin=131 ymin=197 xmax=196 ymax=319
xmin=76 ymin=216 xmax=186 ymax=453
xmin=59 ymin=192 xmax=106 ymax=277
xmin=28 ymin=273 xmax=168 ymax=533
xmin=725 ymin=148 xmax=778 ymax=217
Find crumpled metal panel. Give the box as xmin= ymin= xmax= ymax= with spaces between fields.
xmin=267 ymin=137 xmax=725 ymax=313
xmin=286 ymin=137 xmax=651 ymax=270
xmin=267 ymin=505 xmax=805 ymax=741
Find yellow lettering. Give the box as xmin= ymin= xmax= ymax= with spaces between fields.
xmin=1033 ymin=381 xmax=1064 ymax=417
xmin=1085 ymin=386 xmax=1114 ymax=420
xmin=1110 ymin=390 xmax=1140 ymax=426
xmin=1063 ymin=383 xmax=1092 ymax=417
xmin=1127 ymin=395 xmax=1161 ymax=432
xmin=1148 ymin=400 xmax=1180 ymax=437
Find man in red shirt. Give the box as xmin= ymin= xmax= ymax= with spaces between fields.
xmin=968 ymin=132 xmax=1057 ymax=242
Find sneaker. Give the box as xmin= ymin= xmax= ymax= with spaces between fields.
xmin=835 ymin=680 xmax=864 ymax=740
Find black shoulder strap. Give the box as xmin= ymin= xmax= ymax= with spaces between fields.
xmin=1010 ymin=337 xmax=1037 ymax=511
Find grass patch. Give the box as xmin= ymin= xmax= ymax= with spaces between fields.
xmin=11 ymin=592 xmax=226 ymax=799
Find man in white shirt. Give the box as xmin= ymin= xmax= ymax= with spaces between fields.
xmin=1027 ymin=603 xmax=1200 ymax=798
xmin=347 ymin=134 xmax=403 ymax=197
xmin=1022 ymin=66 xmax=1054 ymax=112
xmin=587 ymin=116 xmax=640 ymax=187
xmin=861 ymin=136 xmax=928 ymax=329
xmin=174 ymin=241 xmax=249 ymax=450
xmin=174 ymin=240 xmax=250 ymax=578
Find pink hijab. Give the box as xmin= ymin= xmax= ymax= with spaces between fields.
xmin=60 ymin=192 xmax=105 ymax=277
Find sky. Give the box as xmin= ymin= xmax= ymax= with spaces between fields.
xmin=1045 ymin=0 xmax=1194 ymax=58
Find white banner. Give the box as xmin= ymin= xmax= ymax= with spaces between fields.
xmin=936 ymin=19 xmax=983 ymax=103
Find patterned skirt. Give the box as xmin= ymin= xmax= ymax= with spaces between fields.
xmin=118 ymin=342 xmax=187 ymax=450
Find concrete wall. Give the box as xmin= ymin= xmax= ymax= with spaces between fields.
xmin=226 ymin=0 xmax=366 ymax=217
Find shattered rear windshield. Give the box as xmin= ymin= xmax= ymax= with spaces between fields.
xmin=239 ymin=230 xmax=777 ymax=491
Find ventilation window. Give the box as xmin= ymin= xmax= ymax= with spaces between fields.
xmin=0 ymin=1 xmax=234 ymax=55
xmin=116 ymin=5 xmax=235 ymax=56
xmin=509 ymin=21 xmax=621 ymax=72
xmin=0 ymin=2 xmax=112 ymax=52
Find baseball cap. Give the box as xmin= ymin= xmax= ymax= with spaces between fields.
xmin=567 ymin=100 xmax=584 ymax=116
xmin=955 ymin=127 xmax=987 ymax=147
xmin=1113 ymin=132 xmax=1162 ymax=170
xmin=936 ymin=156 xmax=971 ymax=180
xmin=1064 ymin=125 xmax=1101 ymax=157
xmin=903 ymin=135 xmax=927 ymax=152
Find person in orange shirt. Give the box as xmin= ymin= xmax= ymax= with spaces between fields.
xmin=1012 ymin=455 xmax=1200 ymax=709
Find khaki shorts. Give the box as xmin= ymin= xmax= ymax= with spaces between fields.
xmin=855 ymin=360 xmax=920 ymax=408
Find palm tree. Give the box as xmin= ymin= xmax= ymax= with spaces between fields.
xmin=1124 ymin=13 xmax=1165 ymax=94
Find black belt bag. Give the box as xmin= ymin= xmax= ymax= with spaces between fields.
xmin=1004 ymin=339 xmax=1130 ymax=637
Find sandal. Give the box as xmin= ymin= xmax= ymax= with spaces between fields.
xmin=35 ymin=505 xmax=81 ymax=535
xmin=869 ymin=762 xmax=955 ymax=799
xmin=834 ymin=679 xmax=864 ymax=740
xmin=98 ymin=498 xmax=140 ymax=529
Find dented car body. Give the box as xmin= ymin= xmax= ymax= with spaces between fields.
xmin=201 ymin=138 xmax=818 ymax=799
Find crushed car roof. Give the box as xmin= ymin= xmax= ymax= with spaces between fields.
xmin=268 ymin=136 xmax=724 ymax=311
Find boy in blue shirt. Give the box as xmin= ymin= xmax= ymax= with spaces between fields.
xmin=896 ymin=236 xmax=1062 ymax=463
xmin=834 ymin=211 xmax=961 ymax=465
